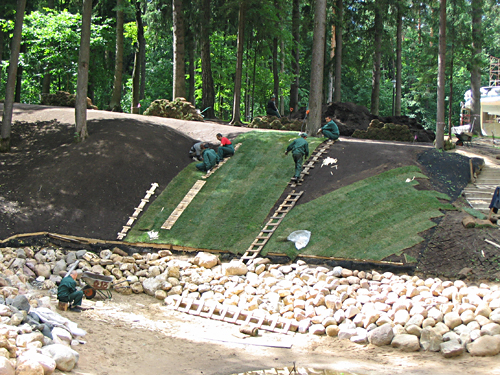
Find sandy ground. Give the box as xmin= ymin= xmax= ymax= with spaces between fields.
xmin=56 ymin=292 xmax=500 ymax=375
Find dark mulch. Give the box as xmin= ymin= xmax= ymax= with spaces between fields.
xmin=0 ymin=119 xmax=193 ymax=240
xmin=2 ymin=114 xmax=500 ymax=281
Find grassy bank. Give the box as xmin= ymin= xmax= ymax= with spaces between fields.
xmin=126 ymin=131 xmax=323 ymax=252
xmin=262 ymin=166 xmax=455 ymax=261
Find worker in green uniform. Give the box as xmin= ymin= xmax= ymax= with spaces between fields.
xmin=196 ymin=143 xmax=220 ymax=172
xmin=317 ymin=115 xmax=340 ymax=141
xmin=57 ymin=270 xmax=84 ymax=312
xmin=216 ymin=133 xmax=235 ymax=161
xmin=285 ymin=132 xmax=309 ymax=181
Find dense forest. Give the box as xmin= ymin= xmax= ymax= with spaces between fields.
xmin=1 ymin=0 xmax=499 ymax=132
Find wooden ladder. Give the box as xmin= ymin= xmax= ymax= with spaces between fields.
xmin=290 ymin=139 xmax=335 ymax=188
xmin=240 ymin=191 xmax=303 ymax=264
xmin=172 ymin=296 xmax=297 ymax=335
xmin=117 ymin=183 xmax=159 ymax=240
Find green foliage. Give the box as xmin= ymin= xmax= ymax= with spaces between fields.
xmin=263 ymin=166 xmax=455 ymax=261
xmin=18 ymin=9 xmax=114 ymax=107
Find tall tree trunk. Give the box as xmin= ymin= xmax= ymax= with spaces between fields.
xmin=370 ymin=4 xmax=383 ymax=116
xmin=137 ymin=0 xmax=146 ymax=100
xmin=334 ymin=0 xmax=343 ymax=103
xmin=131 ymin=49 xmax=140 ymax=114
xmin=436 ymin=0 xmax=446 ymax=149
xmin=448 ymin=0 xmax=456 ymax=135
xmin=75 ymin=0 xmax=92 ymax=141
xmin=109 ymin=0 xmax=124 ymax=112
xmin=173 ymin=0 xmax=186 ymax=99
xmin=289 ymin=0 xmax=300 ymax=113
xmin=131 ymin=0 xmax=142 ymax=114
xmin=395 ymin=0 xmax=402 ymax=116
xmin=15 ymin=49 xmax=23 ymax=103
xmin=272 ymin=37 xmax=279 ymax=100
xmin=328 ymin=7 xmax=336 ymax=103
xmin=187 ymin=35 xmax=195 ymax=105
xmin=306 ymin=0 xmax=327 ymax=135
xmin=230 ymin=2 xmax=245 ymax=125
xmin=200 ymin=0 xmax=215 ymax=119
xmin=280 ymin=38 xmax=285 ymax=115
xmin=471 ymin=0 xmax=483 ymax=135
xmin=0 ymin=29 xmax=3 ymax=84
xmin=1 ymin=0 xmax=26 ymax=152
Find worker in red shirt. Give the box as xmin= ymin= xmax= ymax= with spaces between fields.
xmin=216 ymin=133 xmax=235 ymax=161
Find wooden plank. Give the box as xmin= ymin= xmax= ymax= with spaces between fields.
xmin=161 ymin=180 xmax=206 ymax=230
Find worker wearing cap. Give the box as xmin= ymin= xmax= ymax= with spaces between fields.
xmin=317 ymin=115 xmax=340 ymax=141
xmin=285 ymin=133 xmax=309 ymax=181
xmin=196 ymin=143 xmax=219 ymax=173
xmin=216 ymin=133 xmax=235 ymax=161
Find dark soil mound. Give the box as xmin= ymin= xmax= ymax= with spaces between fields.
xmin=0 ymin=119 xmax=194 ymax=240
xmin=291 ymin=102 xmax=435 ymax=142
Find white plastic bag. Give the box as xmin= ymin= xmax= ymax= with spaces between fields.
xmin=287 ymin=230 xmax=311 ymax=250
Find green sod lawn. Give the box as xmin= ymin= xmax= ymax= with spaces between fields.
xmin=126 ymin=131 xmax=323 ymax=251
xmin=126 ymin=132 xmax=455 ymax=262
xmin=262 ymin=166 xmax=455 ymax=261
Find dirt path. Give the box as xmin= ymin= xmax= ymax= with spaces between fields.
xmin=6 ymin=103 xmax=253 ymax=141
xmin=59 ymin=293 xmax=500 ymax=375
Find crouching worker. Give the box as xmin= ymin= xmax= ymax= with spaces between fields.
xmin=317 ymin=115 xmax=340 ymax=141
xmin=196 ymin=143 xmax=219 ymax=173
xmin=57 ymin=270 xmax=84 ymax=312
xmin=285 ymin=132 xmax=309 ymax=181
xmin=189 ymin=141 xmax=204 ymax=161
xmin=216 ymin=133 xmax=235 ymax=161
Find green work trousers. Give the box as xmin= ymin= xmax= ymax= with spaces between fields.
xmin=292 ymin=152 xmax=304 ymax=179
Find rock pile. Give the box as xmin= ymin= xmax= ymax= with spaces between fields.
xmin=0 ymin=250 xmax=83 ymax=374
xmin=2 ymin=244 xmax=500 ymax=369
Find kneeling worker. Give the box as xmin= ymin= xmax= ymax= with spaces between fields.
xmin=196 ymin=143 xmax=219 ymax=173
xmin=216 ymin=133 xmax=235 ymax=161
xmin=189 ymin=141 xmax=204 ymax=161
xmin=317 ymin=115 xmax=340 ymax=141
xmin=57 ymin=270 xmax=84 ymax=312
xmin=285 ymin=132 xmax=309 ymax=181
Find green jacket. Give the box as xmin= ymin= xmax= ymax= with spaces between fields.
xmin=203 ymin=148 xmax=219 ymax=170
xmin=322 ymin=120 xmax=340 ymax=136
xmin=58 ymin=275 xmax=76 ymax=300
xmin=286 ymin=137 xmax=309 ymax=157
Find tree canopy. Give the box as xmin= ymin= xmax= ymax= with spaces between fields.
xmin=1 ymin=0 xmax=499 ymax=132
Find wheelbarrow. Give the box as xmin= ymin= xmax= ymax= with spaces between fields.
xmin=456 ymin=132 xmax=473 ymax=147
xmin=81 ymin=271 xmax=127 ymax=300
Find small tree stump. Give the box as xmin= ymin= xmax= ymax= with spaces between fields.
xmin=57 ymin=301 xmax=69 ymax=311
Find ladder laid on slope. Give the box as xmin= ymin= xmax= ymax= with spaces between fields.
xmin=290 ymin=139 xmax=335 ymax=188
xmin=117 ymin=183 xmax=159 ymax=240
xmin=240 ymin=191 xmax=303 ymax=264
